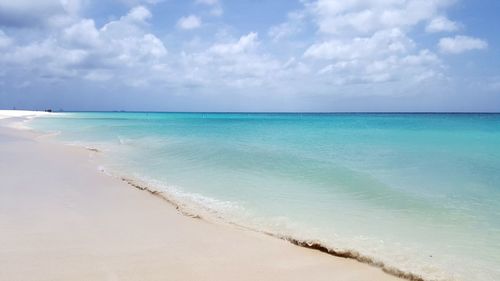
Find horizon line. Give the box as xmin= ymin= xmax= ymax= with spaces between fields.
xmin=3 ymin=109 xmax=500 ymax=114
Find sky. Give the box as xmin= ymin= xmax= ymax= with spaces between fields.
xmin=0 ymin=0 xmax=499 ymax=112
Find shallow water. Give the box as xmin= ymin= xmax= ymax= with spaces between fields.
xmin=30 ymin=112 xmax=500 ymax=281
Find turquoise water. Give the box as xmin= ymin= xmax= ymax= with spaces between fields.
xmin=30 ymin=113 xmax=500 ymax=281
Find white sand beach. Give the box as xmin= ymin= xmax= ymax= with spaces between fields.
xmin=0 ymin=111 xmax=402 ymax=281
xmin=0 ymin=110 xmax=52 ymax=120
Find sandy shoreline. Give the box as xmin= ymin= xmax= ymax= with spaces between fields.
xmin=0 ymin=112 xmax=402 ymax=281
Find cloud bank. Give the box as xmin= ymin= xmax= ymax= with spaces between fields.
xmin=0 ymin=0 xmax=495 ymax=111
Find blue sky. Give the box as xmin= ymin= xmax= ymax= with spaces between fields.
xmin=0 ymin=0 xmax=499 ymax=112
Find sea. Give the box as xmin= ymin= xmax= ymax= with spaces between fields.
xmin=28 ymin=112 xmax=500 ymax=281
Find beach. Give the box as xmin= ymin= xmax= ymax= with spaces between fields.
xmin=0 ymin=0 xmax=496 ymax=279
xmin=0 ymin=111 xmax=402 ymax=280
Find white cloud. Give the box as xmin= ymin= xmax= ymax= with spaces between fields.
xmin=63 ymin=19 xmax=100 ymax=48
xmin=175 ymin=31 xmax=311 ymax=90
xmin=125 ymin=5 xmax=152 ymax=23
xmin=296 ymin=0 xmax=465 ymax=86
xmin=438 ymin=35 xmax=488 ymax=54
xmin=307 ymin=0 xmax=455 ymax=35
xmin=3 ymin=38 xmax=88 ymax=79
xmin=100 ymin=6 xmax=154 ymax=38
xmin=209 ymin=32 xmax=259 ymax=55
xmin=60 ymin=0 xmax=83 ymax=15
xmin=88 ymin=6 xmax=167 ymax=64
xmin=0 ymin=5 xmax=167 ymax=84
xmin=316 ymin=49 xmax=441 ymax=85
xmin=304 ymin=28 xmax=414 ymax=60
xmin=177 ymin=15 xmax=202 ymax=30
xmin=426 ymin=16 xmax=459 ymax=33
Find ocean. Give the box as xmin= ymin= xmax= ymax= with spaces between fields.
xmin=29 ymin=112 xmax=500 ymax=281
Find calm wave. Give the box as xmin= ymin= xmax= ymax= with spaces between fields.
xmin=30 ymin=112 xmax=500 ymax=281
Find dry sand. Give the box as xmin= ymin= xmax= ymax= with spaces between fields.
xmin=0 ymin=113 xmax=402 ymax=281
